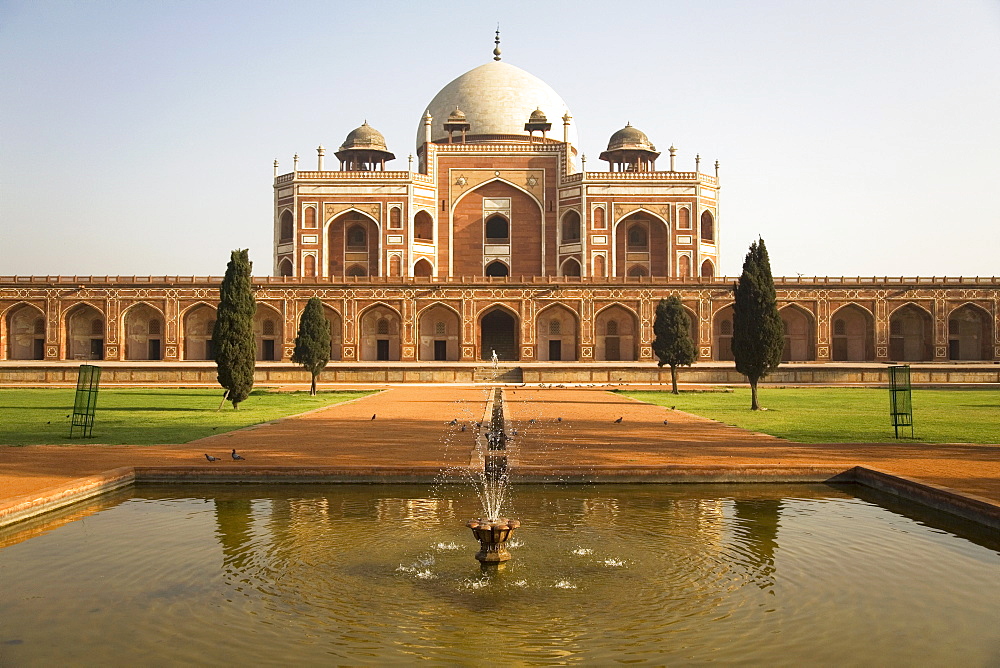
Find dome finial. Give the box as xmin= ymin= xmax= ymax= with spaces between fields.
xmin=493 ymin=25 xmax=502 ymax=61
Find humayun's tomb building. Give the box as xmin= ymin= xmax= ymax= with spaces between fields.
xmin=2 ymin=41 xmax=998 ymax=384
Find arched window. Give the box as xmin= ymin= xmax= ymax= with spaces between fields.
xmin=347 ymin=264 xmax=367 ymax=277
xmin=262 ymin=319 xmax=275 ymax=336
xmin=593 ymin=207 xmax=606 ymax=229
xmin=435 ymin=321 xmax=446 ymax=336
xmin=550 ymin=319 xmax=561 ymax=335
xmin=701 ymin=211 xmax=715 ymax=242
xmin=562 ymin=258 xmax=581 ymax=276
xmin=562 ymin=211 xmax=581 ymax=242
xmin=627 ymin=264 xmax=648 ymax=277
xmin=389 ymin=255 xmax=401 ymax=277
xmin=606 ymin=320 xmax=618 ymax=336
xmin=303 ymin=255 xmax=316 ymax=277
xmin=278 ymin=258 xmax=293 ymax=277
xmin=485 ymin=261 xmax=509 ymax=277
xmin=347 ymin=225 xmax=367 ymax=249
xmin=376 ymin=318 xmax=389 ymax=335
xmin=627 ymin=225 xmax=648 ymax=249
xmin=485 ymin=215 xmax=509 ymax=242
xmin=414 ymin=211 xmax=433 ymax=240
xmin=413 ymin=259 xmax=433 ymax=277
xmin=304 ymin=207 xmax=316 ymax=228
xmin=279 ymin=210 xmax=294 ymax=241
xmin=834 ymin=319 xmax=846 ymax=336
xmin=721 ymin=319 xmax=732 ymax=335
xmin=700 ymin=260 xmax=715 ymax=278
xmin=678 ymin=255 xmax=691 ymax=278
xmin=678 ymin=208 xmax=690 ymax=229
xmin=148 ymin=319 xmax=161 ymax=335
xmin=33 ymin=317 xmax=45 ymax=335
xmin=90 ymin=319 xmax=103 ymax=336
xmin=593 ymin=255 xmax=606 ymax=277
xmin=389 ymin=207 xmax=401 ymax=229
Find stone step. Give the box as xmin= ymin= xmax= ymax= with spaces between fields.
xmin=473 ymin=366 xmax=523 ymax=383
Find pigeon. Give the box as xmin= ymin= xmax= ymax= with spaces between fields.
xmin=663 ymin=420 xmax=670 ymax=425
xmin=449 ymin=419 xmax=458 ymax=425
xmin=460 ymin=424 xmax=466 ymax=432
xmin=205 ymin=454 xmax=219 ymax=462
xmin=529 ymin=418 xmax=537 ymax=424
xmin=614 ymin=416 xmax=623 ymax=423
xmin=371 ymin=414 xmax=377 ymax=420
xmin=231 ymin=449 xmax=245 ymax=461
xmin=556 ymin=417 xmax=562 ymax=422
xmin=671 ymin=406 xmax=676 ymax=410
xmin=511 ymin=429 xmax=518 ymax=436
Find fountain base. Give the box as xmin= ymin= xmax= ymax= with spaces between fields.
xmin=467 ymin=518 xmax=520 ymax=564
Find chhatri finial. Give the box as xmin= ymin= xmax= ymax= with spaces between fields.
xmin=493 ymin=26 xmax=502 ymax=61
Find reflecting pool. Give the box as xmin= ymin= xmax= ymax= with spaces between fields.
xmin=1 ymin=484 xmax=998 ymax=665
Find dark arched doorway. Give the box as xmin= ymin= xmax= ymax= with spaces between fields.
xmin=480 ymin=309 xmax=518 ymax=361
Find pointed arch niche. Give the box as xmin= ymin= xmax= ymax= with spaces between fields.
xmin=64 ymin=304 xmax=104 ymax=360
xmin=418 ymin=305 xmax=461 ymax=361
xmin=595 ymin=305 xmax=638 ymax=361
xmin=536 ymin=304 xmax=578 ymax=361
xmin=889 ymin=304 xmax=933 ymax=361
xmin=183 ymin=304 xmax=216 ymax=360
xmin=359 ymin=305 xmax=401 ymax=361
xmin=123 ymin=304 xmax=164 ymax=360
xmin=479 ymin=307 xmax=519 ymax=361
xmin=831 ymin=305 xmax=875 ymax=361
xmin=6 ymin=304 xmax=45 ymax=360
xmin=614 ymin=211 xmax=668 ymax=277
xmin=327 ymin=210 xmax=380 ymax=276
xmin=948 ymin=304 xmax=992 ymax=360
xmin=779 ymin=305 xmax=815 ymax=361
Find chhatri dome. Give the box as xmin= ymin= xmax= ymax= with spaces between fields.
xmin=418 ymin=55 xmax=578 ymax=149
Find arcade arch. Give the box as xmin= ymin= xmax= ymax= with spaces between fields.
xmin=6 ymin=304 xmax=45 ymax=360
xmin=417 ymin=304 xmax=460 ymax=361
xmin=123 ymin=304 xmax=164 ymax=361
xmin=323 ymin=305 xmax=343 ymax=361
xmin=7 ymin=304 xmax=45 ymax=360
xmin=779 ymin=305 xmax=815 ymax=361
xmin=713 ymin=305 xmax=735 ymax=361
xmin=359 ymin=305 xmax=401 ymax=361
xmin=948 ymin=304 xmax=991 ymax=360
xmin=327 ymin=211 xmax=380 ymax=276
xmin=831 ymin=304 xmax=875 ymax=361
xmin=254 ymin=305 xmax=283 ymax=361
xmin=64 ymin=304 xmax=104 ymax=360
xmin=479 ymin=306 xmax=519 ymax=361
xmin=614 ymin=212 xmax=668 ymax=277
xmin=183 ymin=304 xmax=216 ymax=360
xmin=595 ymin=305 xmax=638 ymax=361
xmin=536 ymin=304 xmax=578 ymax=361
xmin=889 ymin=304 xmax=933 ymax=361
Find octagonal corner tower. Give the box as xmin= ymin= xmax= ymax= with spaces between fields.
xmin=416 ymin=60 xmax=579 ymax=150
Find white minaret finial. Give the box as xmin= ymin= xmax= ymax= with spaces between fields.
xmin=293 ymin=153 xmax=299 ymax=172
xmin=581 ymin=154 xmax=587 ymax=170
xmin=408 ymin=154 xmax=414 ymax=171
xmin=562 ymin=112 xmax=572 ymax=144
xmin=423 ymin=110 xmax=433 ymax=145
xmin=695 ymin=154 xmax=701 ymax=172
xmin=715 ymin=160 xmax=720 ymax=178
xmin=317 ymin=145 xmax=325 ymax=171
xmin=669 ymin=145 xmax=677 ymax=172
xmin=273 ymin=159 xmax=279 ymax=177
xmin=493 ymin=26 xmax=502 ymax=61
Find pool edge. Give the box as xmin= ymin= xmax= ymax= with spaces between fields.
xmin=1 ymin=465 xmax=998 ymax=531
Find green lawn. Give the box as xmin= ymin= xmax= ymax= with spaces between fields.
xmin=621 ymin=388 xmax=1000 ymax=444
xmin=0 ymin=388 xmax=374 ymax=446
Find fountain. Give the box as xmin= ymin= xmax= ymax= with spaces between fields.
xmin=466 ymin=387 xmax=519 ymax=565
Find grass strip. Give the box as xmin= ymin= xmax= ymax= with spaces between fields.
xmin=0 ymin=388 xmax=374 ymax=446
xmin=621 ymin=388 xmax=1000 ymax=444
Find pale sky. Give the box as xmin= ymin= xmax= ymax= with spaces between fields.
xmin=2 ymin=0 xmax=998 ymax=278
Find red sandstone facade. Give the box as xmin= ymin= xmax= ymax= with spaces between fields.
xmin=1 ymin=56 xmax=998 ymax=367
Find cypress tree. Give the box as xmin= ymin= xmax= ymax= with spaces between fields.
xmin=652 ymin=295 xmax=697 ymax=394
xmin=292 ymin=297 xmax=331 ymax=396
xmin=731 ymin=238 xmax=784 ymax=410
xmin=213 ymin=249 xmax=256 ymax=409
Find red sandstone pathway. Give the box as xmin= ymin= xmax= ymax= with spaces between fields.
xmin=1 ymin=387 xmax=999 ymax=511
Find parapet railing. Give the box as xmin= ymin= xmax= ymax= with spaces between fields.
xmin=2 ymin=275 xmax=997 ymax=287
xmin=275 ymin=171 xmax=434 ymax=185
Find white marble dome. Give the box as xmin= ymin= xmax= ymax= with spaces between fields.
xmin=417 ymin=61 xmax=578 ymax=150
